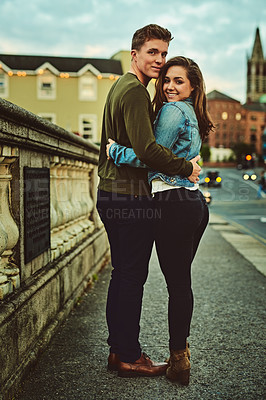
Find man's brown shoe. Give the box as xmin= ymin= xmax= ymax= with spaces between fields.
xmin=107 ymin=353 xmax=120 ymax=371
xmin=118 ymin=352 xmax=168 ymax=377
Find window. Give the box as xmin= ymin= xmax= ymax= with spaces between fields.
xmin=235 ymin=113 xmax=241 ymax=121
xmin=38 ymin=113 xmax=56 ymax=124
xmin=79 ymin=114 xmax=97 ymax=142
xmin=256 ymin=78 xmax=259 ymax=92
xmin=79 ymin=73 xmax=97 ymax=101
xmin=221 ymin=112 xmax=228 ymax=120
xmin=0 ymin=71 xmax=8 ymax=97
xmin=37 ymin=71 xmax=56 ymax=99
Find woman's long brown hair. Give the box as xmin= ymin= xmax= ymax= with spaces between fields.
xmin=152 ymin=56 xmax=214 ymax=141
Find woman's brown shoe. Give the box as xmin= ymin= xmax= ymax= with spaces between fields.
xmin=166 ymin=349 xmax=190 ymax=385
xmin=165 ymin=341 xmax=190 ymax=363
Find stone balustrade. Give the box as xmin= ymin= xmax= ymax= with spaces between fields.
xmin=0 ymin=145 xmax=20 ymax=299
xmin=0 ymin=98 xmax=109 ymax=399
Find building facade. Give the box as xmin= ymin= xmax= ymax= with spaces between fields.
xmin=207 ymin=27 xmax=266 ymax=159
xmin=0 ymin=54 xmax=123 ymax=143
xmin=206 ymin=90 xmax=244 ymax=150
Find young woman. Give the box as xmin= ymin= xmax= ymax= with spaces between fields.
xmin=107 ymin=56 xmax=214 ymax=385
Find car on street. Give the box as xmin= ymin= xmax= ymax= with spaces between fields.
xmin=200 ymin=170 xmax=222 ymax=188
xmin=242 ymin=170 xmax=257 ymax=181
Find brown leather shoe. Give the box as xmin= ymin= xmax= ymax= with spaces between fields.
xmin=107 ymin=353 xmax=120 ymax=371
xmin=118 ymin=352 xmax=168 ymax=377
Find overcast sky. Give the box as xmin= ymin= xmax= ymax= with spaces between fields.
xmin=1 ymin=0 xmax=265 ymax=103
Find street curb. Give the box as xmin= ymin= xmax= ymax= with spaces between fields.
xmin=209 ymin=212 xmax=266 ymax=277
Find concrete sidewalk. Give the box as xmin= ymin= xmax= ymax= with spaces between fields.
xmin=14 ymin=213 xmax=266 ymax=400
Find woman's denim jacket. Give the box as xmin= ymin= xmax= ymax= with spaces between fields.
xmin=109 ymin=97 xmax=201 ymax=188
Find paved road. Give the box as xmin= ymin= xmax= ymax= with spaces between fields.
xmin=14 ymin=213 xmax=266 ymax=400
xmin=200 ymin=167 xmax=266 ymax=243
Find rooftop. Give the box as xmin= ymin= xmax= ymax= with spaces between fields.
xmin=242 ymin=101 xmax=266 ymax=112
xmin=0 ymin=54 xmax=123 ymax=75
xmin=207 ymin=90 xmax=239 ymax=102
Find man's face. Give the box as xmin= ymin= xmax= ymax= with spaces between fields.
xmin=131 ymin=39 xmax=168 ymax=85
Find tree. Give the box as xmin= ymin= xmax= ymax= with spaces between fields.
xmin=200 ymin=144 xmax=211 ymax=161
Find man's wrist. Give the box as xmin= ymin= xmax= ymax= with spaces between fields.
xmin=185 ymin=161 xmax=193 ymax=177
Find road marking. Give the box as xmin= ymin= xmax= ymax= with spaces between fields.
xmin=234 ymin=215 xmax=266 ymax=220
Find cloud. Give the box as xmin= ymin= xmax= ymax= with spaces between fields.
xmin=0 ymin=0 xmax=265 ymax=102
xmin=84 ymin=44 xmax=110 ymax=57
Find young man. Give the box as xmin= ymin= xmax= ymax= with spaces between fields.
xmin=97 ymin=24 xmax=201 ymax=378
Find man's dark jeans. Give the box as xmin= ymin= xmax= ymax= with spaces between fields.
xmin=96 ymin=189 xmax=155 ymax=363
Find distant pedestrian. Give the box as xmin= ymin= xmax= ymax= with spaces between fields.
xmin=107 ymin=56 xmax=214 ymax=384
xmin=96 ymin=25 xmax=201 ymax=381
xmin=257 ymin=170 xmax=266 ymax=199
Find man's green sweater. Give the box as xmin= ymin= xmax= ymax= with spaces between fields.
xmin=98 ymin=72 xmax=193 ymax=195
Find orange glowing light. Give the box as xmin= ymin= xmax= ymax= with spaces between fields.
xmin=60 ymin=73 xmax=70 ymax=78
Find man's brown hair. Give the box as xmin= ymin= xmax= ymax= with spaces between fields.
xmin=131 ymin=24 xmax=173 ymax=51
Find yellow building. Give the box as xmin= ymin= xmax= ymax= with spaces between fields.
xmin=0 ymin=53 xmax=126 ymax=144
xmin=0 ymin=51 xmax=158 ymax=144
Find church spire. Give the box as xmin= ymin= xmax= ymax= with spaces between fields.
xmin=251 ymin=27 xmax=264 ymax=61
xmin=246 ymin=27 xmax=266 ymax=103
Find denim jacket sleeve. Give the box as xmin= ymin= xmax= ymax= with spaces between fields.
xmin=109 ymin=103 xmax=186 ymax=169
xmin=109 ymin=142 xmax=148 ymax=168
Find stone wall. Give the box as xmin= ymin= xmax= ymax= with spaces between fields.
xmin=0 ymin=98 xmax=110 ymax=399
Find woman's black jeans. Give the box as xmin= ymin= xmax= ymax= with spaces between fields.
xmin=153 ymin=188 xmax=209 ymax=351
xmin=96 ymin=189 xmax=155 ymax=363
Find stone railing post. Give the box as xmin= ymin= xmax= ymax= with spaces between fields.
xmin=0 ymin=145 xmax=20 ymax=299
xmin=50 ymin=157 xmax=96 ymax=261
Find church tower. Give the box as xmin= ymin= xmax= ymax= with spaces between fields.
xmin=246 ymin=27 xmax=266 ymax=103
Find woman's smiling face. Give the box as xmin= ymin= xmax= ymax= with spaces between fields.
xmin=163 ymin=65 xmax=194 ymax=102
